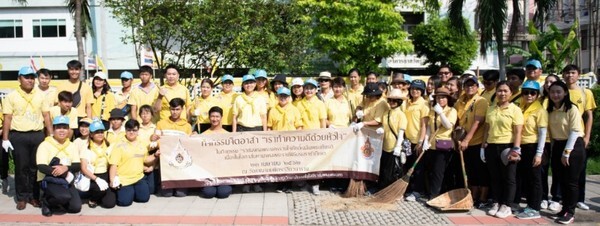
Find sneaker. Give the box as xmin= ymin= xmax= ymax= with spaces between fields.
xmin=1 ymin=178 xmax=8 ymax=194
xmin=252 ymin=184 xmax=263 ymax=193
xmin=549 ymin=201 xmax=561 ymax=212
xmin=540 ymin=200 xmax=549 ymax=209
xmin=550 ymin=211 xmax=566 ymax=220
xmin=242 ymin=185 xmax=251 ymax=193
xmin=487 ymin=203 xmax=500 ymax=216
xmin=405 ymin=192 xmax=420 ymax=202
xmin=312 ymin=184 xmax=320 ymax=195
xmin=516 ymin=207 xmax=541 ymax=219
xmin=495 ymin=205 xmax=512 ymax=218
xmin=556 ymin=212 xmax=574 ymax=224
xmin=576 ymin=202 xmax=590 ymax=210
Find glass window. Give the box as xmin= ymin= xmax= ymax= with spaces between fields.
xmin=32 ymin=19 xmax=66 ymax=38
xmin=0 ymin=20 xmax=23 ymax=38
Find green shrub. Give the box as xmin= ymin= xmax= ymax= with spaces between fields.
xmin=589 ymin=87 xmax=600 ymax=158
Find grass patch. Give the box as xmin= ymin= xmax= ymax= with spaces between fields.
xmin=587 ymin=157 xmax=600 ymax=175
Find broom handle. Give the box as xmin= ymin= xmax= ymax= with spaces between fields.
xmin=459 ymin=150 xmax=468 ymax=188
xmin=405 ymin=148 xmax=427 ymax=177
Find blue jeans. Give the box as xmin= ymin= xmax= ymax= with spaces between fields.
xmin=201 ymin=186 xmax=232 ymax=199
xmin=116 ymin=179 xmax=150 ymax=206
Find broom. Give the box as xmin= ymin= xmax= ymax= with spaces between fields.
xmin=369 ymin=145 xmax=428 ymax=203
xmin=342 ymin=179 xmax=365 ymax=198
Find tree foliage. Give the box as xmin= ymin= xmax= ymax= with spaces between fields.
xmin=298 ymin=0 xmax=413 ymax=74
xmin=411 ymin=17 xmax=477 ymax=72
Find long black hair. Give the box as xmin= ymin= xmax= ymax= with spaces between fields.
xmin=546 ymin=80 xmax=573 ymax=113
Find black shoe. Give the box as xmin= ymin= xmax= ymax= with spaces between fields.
xmin=550 ymin=210 xmax=566 ymax=220
xmin=556 ymin=212 xmax=574 ymax=224
xmin=41 ymin=200 xmax=52 ymax=217
xmin=88 ymin=201 xmax=98 ymax=208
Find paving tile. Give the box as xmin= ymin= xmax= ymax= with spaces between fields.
xmin=446 ymin=216 xmax=482 ymax=225
xmin=262 ymin=216 xmax=289 ymax=225
xmin=533 ymin=218 xmax=550 ymax=224
xmin=504 ymin=216 xmax=539 ymax=224
xmin=473 ymin=215 xmax=508 ymax=224
xmin=234 ymin=216 xmax=262 ymax=224
xmin=206 ymin=216 xmax=235 ymax=224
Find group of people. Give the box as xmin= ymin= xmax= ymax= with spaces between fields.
xmin=0 ymin=59 xmax=594 ymax=224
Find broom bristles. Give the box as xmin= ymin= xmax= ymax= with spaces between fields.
xmin=369 ymin=175 xmax=410 ymax=203
xmin=342 ymin=179 xmax=365 ymax=198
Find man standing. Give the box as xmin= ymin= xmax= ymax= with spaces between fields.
xmin=438 ymin=65 xmax=453 ymax=83
xmin=2 ymin=66 xmax=52 ymax=210
xmin=35 ymin=68 xmax=57 ymax=109
xmin=129 ymin=66 xmax=159 ymax=122
xmin=56 ymin=60 xmax=93 ymax=119
xmin=116 ymin=71 xmax=134 ymax=119
xmin=346 ymin=68 xmax=363 ymax=112
xmin=153 ymin=64 xmax=190 ymax=122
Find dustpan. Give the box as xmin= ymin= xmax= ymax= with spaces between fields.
xmin=426 ymin=150 xmax=473 ymax=211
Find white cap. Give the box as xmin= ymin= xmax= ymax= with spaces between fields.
xmin=318 ymin=71 xmax=332 ymax=79
xmin=291 ymin=77 xmax=304 ymax=86
xmin=94 ymin=72 xmax=107 ymax=80
xmin=462 ymin=70 xmax=476 ymax=76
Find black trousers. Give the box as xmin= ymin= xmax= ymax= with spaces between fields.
xmin=540 ymin=142 xmax=562 ymax=201
xmin=485 ymin=143 xmax=516 ymax=206
xmin=88 ymin=173 xmax=116 ymax=208
xmin=43 ymin=183 xmax=82 ymax=213
xmin=0 ymin=145 xmax=9 ymax=179
xmin=378 ymin=151 xmax=402 ymax=189
xmin=515 ymin=143 xmax=542 ymax=211
xmin=237 ymin=125 xmax=263 ymax=132
xmin=404 ymin=143 xmax=426 ymax=195
xmin=551 ymin=138 xmax=586 ymax=215
xmin=9 ymin=131 xmax=44 ymax=201
xmin=464 ymin=144 xmax=489 ymax=187
xmin=426 ymin=149 xmax=452 ymax=197
xmin=578 ymin=149 xmax=589 ymax=202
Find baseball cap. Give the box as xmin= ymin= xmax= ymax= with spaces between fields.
xmin=462 ymin=75 xmax=478 ymax=84
xmin=410 ymin=79 xmax=426 ymax=92
xmin=120 ymin=71 xmax=134 ymax=80
xmin=222 ymin=74 xmax=234 ymax=83
xmin=89 ymin=120 xmax=106 ymax=132
xmin=291 ymin=78 xmax=304 ymax=86
xmin=304 ymin=78 xmax=318 ymax=88
xmin=94 ymin=72 xmax=107 ymax=80
xmin=362 ymin=83 xmax=382 ymax=96
xmin=242 ymin=74 xmax=256 ymax=83
xmin=522 ymin=80 xmax=541 ymax=91
xmin=18 ymin=66 xmax=36 ymax=77
xmin=253 ymin=69 xmax=267 ymax=79
xmin=79 ymin=117 xmax=93 ymax=126
xmin=525 ymin=59 xmax=542 ymax=69
xmin=52 ymin=115 xmax=70 ymax=126
xmin=276 ymin=87 xmax=291 ymax=96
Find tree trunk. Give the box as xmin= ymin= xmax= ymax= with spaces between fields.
xmin=75 ymin=0 xmax=85 ymax=79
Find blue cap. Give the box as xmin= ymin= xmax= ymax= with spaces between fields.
xmin=525 ymin=59 xmax=542 ymax=69
xmin=304 ymin=78 xmax=318 ymax=88
xmin=403 ymin=74 xmax=413 ymax=83
xmin=222 ymin=74 xmax=234 ymax=82
xmin=242 ymin=74 xmax=256 ymax=83
xmin=253 ymin=69 xmax=267 ymax=79
xmin=410 ymin=79 xmax=426 ymax=92
xmin=120 ymin=71 xmax=134 ymax=79
xmin=276 ymin=87 xmax=291 ymax=96
xmin=52 ymin=115 xmax=70 ymax=125
xmin=89 ymin=120 xmax=106 ymax=132
xmin=522 ymin=80 xmax=541 ymax=91
xmin=18 ymin=66 xmax=36 ymax=76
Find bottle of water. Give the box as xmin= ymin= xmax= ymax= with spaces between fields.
xmin=402 ymin=139 xmax=412 ymax=156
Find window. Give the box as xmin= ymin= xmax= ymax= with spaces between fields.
xmin=32 ymin=19 xmax=66 ymax=38
xmin=0 ymin=19 xmax=23 ymax=38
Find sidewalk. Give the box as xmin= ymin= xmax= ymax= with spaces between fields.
xmin=0 ymin=176 xmax=598 ymax=225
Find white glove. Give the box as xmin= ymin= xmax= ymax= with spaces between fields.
xmin=194 ymin=108 xmax=201 ymax=116
xmin=392 ymin=146 xmax=402 ymax=156
xmin=352 ymin=122 xmax=364 ymax=132
xmin=2 ymin=140 xmax=13 ymax=152
xmin=433 ymin=103 xmax=443 ymax=114
xmin=355 ymin=110 xmax=364 ymax=119
xmin=328 ymin=124 xmax=335 ymax=129
xmin=65 ymin=172 xmax=74 ymax=183
xmin=480 ymin=148 xmax=486 ymax=163
xmin=112 ymin=176 xmax=121 ymax=188
xmin=95 ymin=178 xmax=109 ymax=191
xmin=400 ymin=152 xmax=407 ymax=164
xmin=149 ymin=141 xmax=158 ymax=149
xmin=375 ymin=127 xmax=384 ymax=134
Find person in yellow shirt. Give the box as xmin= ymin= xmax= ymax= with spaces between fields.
xmin=109 ymin=119 xmax=154 ymax=206
xmin=50 ymin=91 xmax=78 ymax=139
xmin=539 ymin=73 xmax=561 ymax=209
xmin=296 ymin=79 xmax=327 ymax=130
xmin=352 ymin=82 xmax=390 ymax=131
xmin=270 ymin=74 xmax=289 ymax=96
xmin=379 ymin=89 xmax=408 ymax=189
xmin=445 ymin=76 xmax=461 ymax=101
xmin=91 ymin=72 xmax=117 ymax=128
xmin=426 ymin=76 xmax=441 ymax=104
xmin=390 ymin=72 xmax=410 ymax=98
xmin=482 ymin=80 xmax=524 ymax=219
xmin=56 ymin=60 xmax=93 ymax=120
xmin=524 ymin=59 xmax=545 ymax=84
xmin=190 ymin=78 xmax=218 ymax=134
xmin=268 ymin=87 xmax=303 ymax=131
xmin=115 ymin=71 xmax=134 ymax=119
xmin=425 ymin=87 xmax=458 ymax=198
xmin=105 ymin=109 xmax=126 ymax=145
xmin=198 ymin=106 xmax=233 ymax=198
xmin=3 ymin=66 xmax=52 ymax=210
xmin=36 ymin=116 xmax=81 ymax=216
xmin=35 ymin=68 xmax=57 ymax=109
xmin=129 ymin=66 xmax=159 ymax=123
xmin=506 ymin=69 xmax=524 ymax=106
xmin=73 ymin=118 xmax=92 ymax=156
xmin=154 ymin=64 xmax=191 ymax=122
xmin=326 ymin=77 xmax=352 ymax=128
xmin=561 ymin=64 xmax=595 ymax=211
xmin=455 ymin=75 xmax=490 ymax=208
xmin=232 ymin=74 xmax=268 ymax=133
xmin=80 ymin=120 xmax=116 ymax=209
xmin=291 ymin=78 xmax=304 ymax=105
xmin=546 ymin=81 xmax=586 ymax=224
xmin=216 ymin=74 xmax=238 ymax=132
xmin=346 ymin=68 xmax=364 ymax=110
xmin=254 ymin=69 xmax=275 ymax=110
xmin=366 ymin=72 xmax=378 ymax=83
xmin=137 ymin=105 xmax=159 ymax=194
xmin=480 ymin=70 xmax=499 ymax=103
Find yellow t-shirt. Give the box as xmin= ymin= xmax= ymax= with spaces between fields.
xmin=569 ymin=88 xmax=597 ymax=115
xmin=456 ymin=95 xmax=488 ymax=145
xmin=73 ymin=137 xmax=88 ymax=156
xmin=2 ymin=88 xmax=49 ymax=131
xmin=36 ymin=86 xmax=57 ymax=109
xmin=549 ymin=105 xmax=583 ymax=140
xmin=382 ymin=107 xmax=408 ymax=152
xmin=157 ymin=118 xmax=192 ymax=135
xmin=362 ymin=97 xmax=390 ymax=128
xmin=191 ymin=95 xmax=218 ymax=124
xmin=158 ymin=84 xmax=191 ymax=121
xmin=485 ymin=103 xmax=524 ymax=144
xmin=105 ymin=127 xmax=126 ymax=146
xmin=201 ymin=128 xmax=229 ymax=135
xmin=256 ymin=90 xmax=276 ymax=110
xmin=82 ymin=142 xmax=111 ymax=174
xmin=326 ymin=97 xmax=352 ymax=128
xmin=520 ymin=100 xmax=548 ymax=144
xmin=138 ymin=123 xmax=157 ymax=146
xmin=216 ymin=91 xmax=238 ymax=126
xmin=128 ymin=83 xmax=160 ymax=122
xmin=36 ymin=137 xmax=79 ymax=181
xmin=403 ymin=97 xmax=430 ymax=144
xmin=91 ymin=92 xmax=117 ymax=121
xmin=114 ymin=89 xmax=130 ymax=109
xmin=56 ymin=80 xmax=94 ymax=117
xmin=346 ymin=85 xmax=364 ymax=110
xmin=108 ymin=138 xmax=148 ymax=186
xmin=49 ymin=106 xmax=78 ymax=129
xmin=429 ymin=107 xmax=458 ymax=150
xmin=232 ymin=93 xmax=268 ymax=128
xmin=296 ymin=97 xmax=327 ymax=130
xmin=267 ymin=104 xmax=303 ymax=131
xmin=480 ymin=88 xmax=496 ymax=103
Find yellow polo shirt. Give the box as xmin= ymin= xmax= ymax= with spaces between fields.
xmin=138 ymin=123 xmax=157 ymax=145
xmin=456 ymin=95 xmax=488 ymax=145
xmin=108 ymin=138 xmax=147 ymax=186
xmin=485 ymin=103 xmax=524 ymax=144
xmin=326 ymin=97 xmax=352 ymax=128
xmin=429 ymin=107 xmax=458 ymax=150
xmin=362 ymin=97 xmax=390 ymax=128
xmin=256 ymin=90 xmax=276 ymax=110
xmin=232 ymin=93 xmax=267 ymax=128
xmin=73 ymin=137 xmax=88 ymax=156
xmin=81 ymin=142 xmax=111 ymax=174
xmin=346 ymin=85 xmax=364 ymax=110
xmin=114 ymin=89 xmax=130 ymax=109
xmin=549 ymin=105 xmax=583 ymax=140
xmin=296 ymin=97 xmax=327 ymax=130
xmin=521 ymin=100 xmax=548 ymax=144
xmin=49 ymin=106 xmax=78 ymax=129
xmin=191 ymin=95 xmax=218 ymax=124
xmin=56 ymin=80 xmax=94 ymax=117
xmin=128 ymin=83 xmax=160 ymax=122
xmin=91 ymin=92 xmax=117 ymax=121
xmin=480 ymin=88 xmax=496 ymax=103
xmin=382 ymin=107 xmax=408 ymax=152
xmin=2 ymin=88 xmax=49 ymax=131
xmin=36 ymin=86 xmax=57 ymax=109
xmin=403 ymin=97 xmax=430 ymax=144
xmin=158 ymin=83 xmax=190 ymax=121
xmin=267 ymin=104 xmax=302 ymax=131
xmin=105 ymin=127 xmax=126 ymax=146
xmin=157 ymin=118 xmax=192 ymax=135
xmin=201 ymin=128 xmax=228 ymax=135
xmin=569 ymin=88 xmax=596 ymax=116
xmin=36 ymin=137 xmax=79 ymax=181
xmin=217 ymin=91 xmax=238 ymax=126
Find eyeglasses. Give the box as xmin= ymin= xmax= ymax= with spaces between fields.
xmin=522 ymin=90 xmax=538 ymax=96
